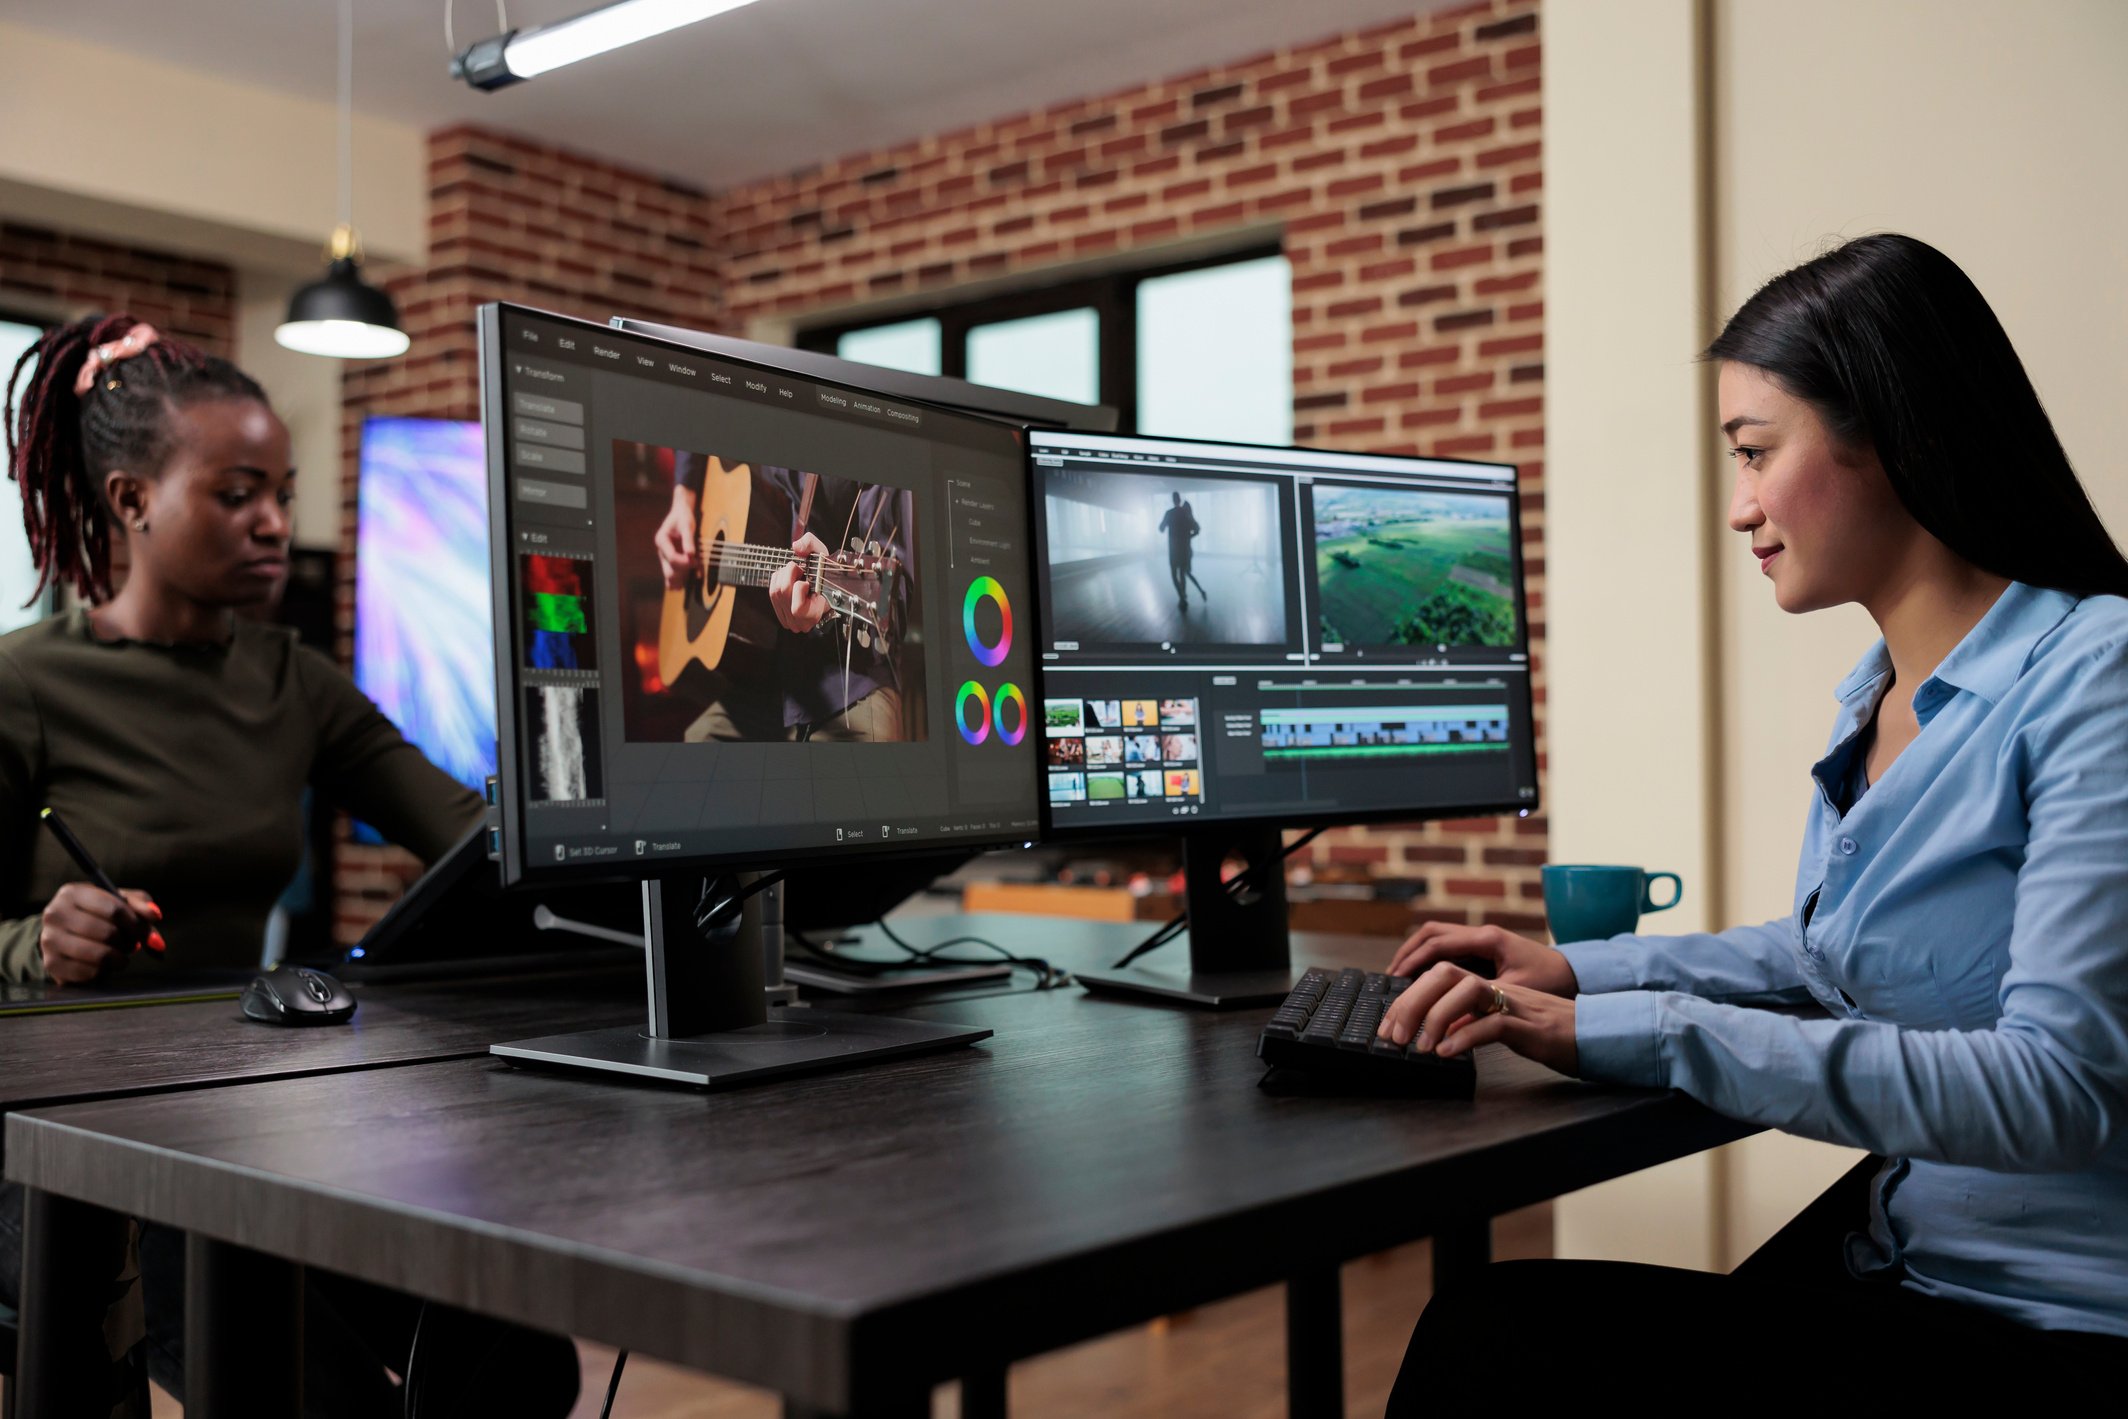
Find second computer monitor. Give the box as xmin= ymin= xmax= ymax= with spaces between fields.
xmin=1030 ymin=431 xmax=1540 ymax=835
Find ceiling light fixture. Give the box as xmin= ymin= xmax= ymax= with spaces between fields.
xmin=452 ymin=0 xmax=765 ymax=91
xmin=278 ymin=0 xmax=409 ymax=359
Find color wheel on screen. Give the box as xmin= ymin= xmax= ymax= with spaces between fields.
xmin=992 ymin=683 xmax=1027 ymax=746
xmin=956 ymin=681 xmax=991 ymax=745
xmin=963 ymin=577 xmax=1011 ymax=667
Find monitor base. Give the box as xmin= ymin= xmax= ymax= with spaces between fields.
xmin=1073 ymin=964 xmax=1297 ymax=1010
xmin=1072 ymin=827 xmax=1298 ymax=1010
xmin=782 ymin=959 xmax=1012 ymax=995
xmin=491 ymin=1009 xmax=991 ymax=1089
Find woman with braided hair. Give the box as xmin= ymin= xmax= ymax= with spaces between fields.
xmin=1 ymin=313 xmax=485 ymax=983
xmin=0 ymin=315 xmax=580 ymax=1415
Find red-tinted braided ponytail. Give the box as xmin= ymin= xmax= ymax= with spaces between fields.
xmin=5 ymin=314 xmax=268 ymax=604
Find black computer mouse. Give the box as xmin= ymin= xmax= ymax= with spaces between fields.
xmin=241 ymin=964 xmax=357 ymax=1026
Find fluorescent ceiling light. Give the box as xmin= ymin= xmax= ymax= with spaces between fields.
xmin=455 ymin=0 xmax=765 ymax=89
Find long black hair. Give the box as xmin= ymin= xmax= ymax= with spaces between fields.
xmin=1707 ymin=233 xmax=2128 ymax=600
xmin=4 ymin=313 xmax=268 ymax=604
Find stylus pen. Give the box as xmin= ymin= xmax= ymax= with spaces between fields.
xmin=39 ymin=806 xmax=164 ymax=953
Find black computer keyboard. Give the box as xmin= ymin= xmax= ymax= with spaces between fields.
xmin=1257 ymin=968 xmax=1476 ymax=1097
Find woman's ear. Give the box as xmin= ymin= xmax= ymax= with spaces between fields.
xmin=104 ymin=469 xmax=149 ymax=533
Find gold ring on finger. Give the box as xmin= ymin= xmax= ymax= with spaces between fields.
xmin=1490 ymin=984 xmax=1511 ymax=1016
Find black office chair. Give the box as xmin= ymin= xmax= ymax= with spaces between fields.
xmin=2 ymin=1297 xmax=18 ymax=1419
xmin=1731 ymin=1153 xmax=1885 ymax=1284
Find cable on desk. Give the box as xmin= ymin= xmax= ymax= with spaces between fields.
xmin=872 ymin=915 xmax=1069 ymax=989
xmin=599 ymin=1349 xmax=628 ymax=1419
xmin=786 ymin=927 xmax=1063 ymax=993
xmin=1109 ymin=826 xmax=1327 ymax=970
xmin=402 ymin=1301 xmax=428 ymax=1418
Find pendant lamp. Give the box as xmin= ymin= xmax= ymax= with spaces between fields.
xmin=277 ymin=0 xmax=409 ymax=359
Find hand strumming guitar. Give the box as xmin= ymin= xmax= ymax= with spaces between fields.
xmin=769 ymin=533 xmax=832 ymax=634
xmin=655 ymin=485 xmax=699 ymax=590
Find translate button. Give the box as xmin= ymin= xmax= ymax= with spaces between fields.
xmin=511 ymin=392 xmax=583 ymax=424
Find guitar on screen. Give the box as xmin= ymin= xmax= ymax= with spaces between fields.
xmin=656 ymin=455 xmax=902 ymax=687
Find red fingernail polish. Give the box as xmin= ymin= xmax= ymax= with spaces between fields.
xmin=147 ymin=931 xmax=166 ymax=953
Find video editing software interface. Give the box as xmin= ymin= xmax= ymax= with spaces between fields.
xmin=1030 ymin=432 xmax=1539 ymax=829
xmin=487 ymin=307 xmax=1040 ymax=880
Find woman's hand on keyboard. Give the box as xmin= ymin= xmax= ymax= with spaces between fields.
xmin=1387 ymin=922 xmax=1578 ymax=998
xmin=1377 ymin=962 xmax=1579 ymax=1075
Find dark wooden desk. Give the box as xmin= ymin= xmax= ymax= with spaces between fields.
xmin=7 ymin=926 xmax=1760 ymax=1418
xmin=0 ymin=964 xmax=647 ymax=1166
xmin=0 ymin=963 xmax=646 ymax=1418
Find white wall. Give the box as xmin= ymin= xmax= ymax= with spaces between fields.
xmin=0 ymin=21 xmax=423 ymax=273
xmin=1544 ymin=0 xmax=1727 ymax=1269
xmin=1547 ymin=0 xmax=2128 ymax=1269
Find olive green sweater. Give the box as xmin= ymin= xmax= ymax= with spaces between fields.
xmin=0 ymin=609 xmax=483 ymax=982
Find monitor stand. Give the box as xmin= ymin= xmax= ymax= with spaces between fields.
xmin=1072 ymin=826 xmax=1299 ymax=1010
xmin=491 ymin=873 xmax=991 ymax=1088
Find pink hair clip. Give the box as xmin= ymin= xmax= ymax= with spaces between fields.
xmin=73 ymin=324 xmax=162 ymax=396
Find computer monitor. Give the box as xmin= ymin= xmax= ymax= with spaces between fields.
xmin=1028 ymin=430 xmax=1540 ymax=1006
xmin=478 ymin=304 xmax=1043 ymax=1084
xmin=352 ymin=416 xmax=496 ymax=839
xmin=612 ymin=317 xmax=1121 ymax=433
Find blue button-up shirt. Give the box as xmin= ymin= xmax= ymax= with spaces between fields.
xmin=1563 ymin=581 xmax=2128 ymax=1336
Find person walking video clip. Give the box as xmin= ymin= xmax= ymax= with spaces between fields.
xmin=1039 ymin=467 xmax=1288 ymax=649
xmin=1159 ymin=491 xmax=1204 ymax=611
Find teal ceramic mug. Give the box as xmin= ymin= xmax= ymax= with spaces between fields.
xmin=1541 ymin=864 xmax=1683 ymax=943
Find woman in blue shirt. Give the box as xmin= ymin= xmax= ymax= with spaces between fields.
xmin=1380 ymin=234 xmax=2128 ymax=1403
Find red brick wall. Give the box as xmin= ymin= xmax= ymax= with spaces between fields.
xmin=715 ymin=0 xmax=1549 ymax=934
xmin=330 ymin=2 xmax=1552 ymax=942
xmin=0 ymin=222 xmax=237 ymax=356
xmin=332 ymin=126 xmax=725 ymax=941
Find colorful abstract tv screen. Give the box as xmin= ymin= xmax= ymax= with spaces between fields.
xmin=353 ymin=416 xmax=495 ymax=840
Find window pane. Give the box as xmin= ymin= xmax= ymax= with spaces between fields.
xmin=967 ymin=308 xmax=1100 ymax=407
xmin=1137 ymin=255 xmax=1292 ymax=445
xmin=837 ymin=318 xmax=942 ymax=376
xmin=0 ymin=319 xmax=47 ymax=633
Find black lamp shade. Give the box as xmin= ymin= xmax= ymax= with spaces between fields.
xmin=275 ymin=258 xmax=410 ymax=358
